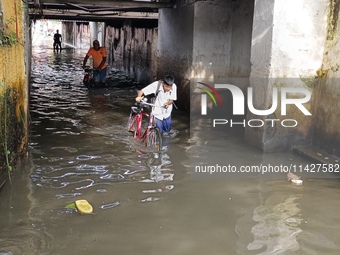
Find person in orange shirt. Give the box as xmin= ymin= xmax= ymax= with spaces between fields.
xmin=82 ymin=40 xmax=107 ymax=87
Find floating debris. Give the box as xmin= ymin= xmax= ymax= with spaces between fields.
xmin=75 ymin=199 xmax=93 ymax=214
xmin=287 ymin=172 xmax=303 ymax=185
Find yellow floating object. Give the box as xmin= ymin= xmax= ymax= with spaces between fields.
xmin=75 ymin=199 xmax=93 ymax=214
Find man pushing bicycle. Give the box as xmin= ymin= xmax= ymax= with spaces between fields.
xmin=82 ymin=40 xmax=107 ymax=87
xmin=135 ymin=75 xmax=177 ymax=134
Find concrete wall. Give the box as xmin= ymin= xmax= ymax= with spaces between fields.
xmin=246 ymin=0 xmax=329 ymax=152
xmin=91 ymin=22 xmax=106 ymax=46
xmin=190 ymin=0 xmax=254 ymax=114
xmin=61 ymin=21 xmax=90 ymax=49
xmin=192 ymin=0 xmax=231 ymax=80
xmin=105 ymin=20 xmax=158 ymax=84
xmin=0 ymin=0 xmax=29 ymax=184
xmin=103 ymin=0 xmax=254 ymax=112
xmin=312 ymin=0 xmax=340 ymax=155
xmin=158 ymin=2 xmax=194 ymax=110
xmin=63 ymin=21 xmax=75 ymax=48
xmin=161 ymin=0 xmax=339 ymax=154
xmin=158 ymin=0 xmax=254 ymax=111
xmin=229 ymin=0 xmax=254 ymax=78
xmin=75 ymin=22 xmax=91 ymax=49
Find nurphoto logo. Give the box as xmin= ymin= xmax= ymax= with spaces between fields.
xmin=197 ymin=82 xmax=222 ymax=115
xmin=197 ymin=82 xmax=312 ymax=128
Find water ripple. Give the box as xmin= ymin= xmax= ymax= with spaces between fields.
xmin=100 ymin=201 xmax=120 ymax=209
xmin=55 ymin=193 xmax=82 ymax=199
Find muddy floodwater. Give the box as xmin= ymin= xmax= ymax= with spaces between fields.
xmin=1 ymin=40 xmax=340 ymax=255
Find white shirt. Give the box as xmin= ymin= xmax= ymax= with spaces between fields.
xmin=142 ymin=81 xmax=177 ymax=120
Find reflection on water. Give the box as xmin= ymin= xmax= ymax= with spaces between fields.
xmin=247 ymin=183 xmax=303 ymax=254
xmin=1 ymin=44 xmax=340 ymax=255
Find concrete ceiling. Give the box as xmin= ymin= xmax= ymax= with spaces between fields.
xmin=28 ymin=0 xmax=177 ymax=21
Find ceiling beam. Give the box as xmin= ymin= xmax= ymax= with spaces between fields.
xmin=28 ymin=0 xmax=175 ymax=21
xmin=29 ymin=3 xmax=153 ymax=12
xmin=28 ymin=0 xmax=175 ymax=9
xmin=65 ymin=3 xmax=90 ymax=12
xmin=29 ymin=13 xmax=158 ymax=21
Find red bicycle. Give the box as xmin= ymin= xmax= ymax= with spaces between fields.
xmin=127 ymin=99 xmax=163 ymax=152
xmin=82 ymin=66 xmax=94 ymax=88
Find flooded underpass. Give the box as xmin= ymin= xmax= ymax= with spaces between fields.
xmin=1 ymin=42 xmax=340 ymax=255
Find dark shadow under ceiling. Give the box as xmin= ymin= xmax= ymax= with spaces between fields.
xmin=28 ymin=0 xmax=177 ymax=21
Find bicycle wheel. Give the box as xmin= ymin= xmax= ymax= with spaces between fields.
xmin=83 ymin=73 xmax=91 ymax=87
xmin=127 ymin=114 xmax=137 ymax=134
xmin=146 ymin=127 xmax=162 ymax=152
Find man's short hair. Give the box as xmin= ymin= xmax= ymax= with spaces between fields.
xmin=163 ymin=75 xmax=174 ymax=86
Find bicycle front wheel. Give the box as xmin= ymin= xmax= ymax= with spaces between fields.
xmin=83 ymin=74 xmax=91 ymax=87
xmin=127 ymin=114 xmax=138 ymax=136
xmin=127 ymin=114 xmax=134 ymax=132
xmin=146 ymin=127 xmax=162 ymax=152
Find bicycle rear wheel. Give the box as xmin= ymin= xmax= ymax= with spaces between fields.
xmin=146 ymin=127 xmax=162 ymax=152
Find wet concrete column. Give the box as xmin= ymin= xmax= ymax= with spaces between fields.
xmin=245 ymin=0 xmax=328 ymax=152
xmin=158 ymin=0 xmax=232 ymax=111
xmin=62 ymin=22 xmax=75 ymax=48
xmin=90 ymin=22 xmax=105 ymax=46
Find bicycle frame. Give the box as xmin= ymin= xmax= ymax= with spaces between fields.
xmin=128 ymin=101 xmax=162 ymax=151
xmin=131 ymin=104 xmax=154 ymax=140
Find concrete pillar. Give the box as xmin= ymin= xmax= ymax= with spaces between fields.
xmin=245 ymin=0 xmax=329 ymax=152
xmin=312 ymin=1 xmax=340 ymax=155
xmin=158 ymin=1 xmax=194 ymax=110
xmin=191 ymin=0 xmax=232 ymax=81
xmin=62 ymin=21 xmax=75 ymax=48
xmin=90 ymin=22 xmax=105 ymax=46
xmin=158 ymin=0 xmax=255 ymax=109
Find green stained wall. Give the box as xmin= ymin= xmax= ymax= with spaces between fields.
xmin=0 ymin=0 xmax=29 ymax=186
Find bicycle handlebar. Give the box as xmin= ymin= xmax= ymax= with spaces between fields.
xmin=140 ymin=101 xmax=162 ymax=108
xmin=138 ymin=99 xmax=166 ymax=108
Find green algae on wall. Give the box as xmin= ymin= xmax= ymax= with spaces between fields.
xmin=0 ymin=55 xmax=27 ymax=184
xmin=0 ymin=87 xmax=26 ymax=181
xmin=0 ymin=0 xmax=28 ymax=184
xmin=327 ymin=0 xmax=340 ymax=40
